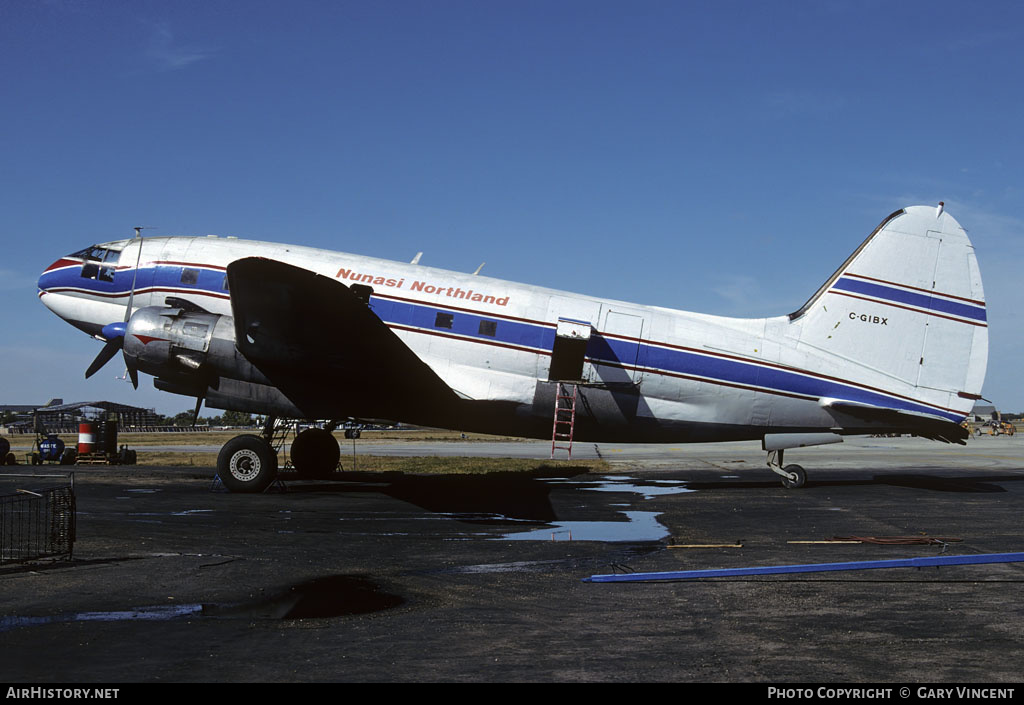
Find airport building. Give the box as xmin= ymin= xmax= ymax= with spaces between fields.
xmin=1 ymin=400 xmax=160 ymax=433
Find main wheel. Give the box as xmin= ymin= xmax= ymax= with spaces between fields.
xmin=291 ymin=428 xmax=340 ymax=479
xmin=218 ymin=434 xmax=278 ymax=493
xmin=781 ymin=464 xmax=807 ymax=489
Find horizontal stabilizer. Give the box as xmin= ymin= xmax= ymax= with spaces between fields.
xmin=820 ymin=398 xmax=968 ymax=444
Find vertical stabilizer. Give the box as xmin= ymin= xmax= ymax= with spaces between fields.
xmin=789 ymin=205 xmax=987 ymax=421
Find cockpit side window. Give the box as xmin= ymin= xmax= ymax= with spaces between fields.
xmin=80 ymin=262 xmax=115 ymax=282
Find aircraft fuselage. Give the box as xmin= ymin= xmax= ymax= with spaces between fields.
xmin=38 ymin=214 xmax=980 ymax=445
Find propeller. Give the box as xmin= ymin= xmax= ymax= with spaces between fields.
xmin=84 ymin=234 xmax=143 ymax=388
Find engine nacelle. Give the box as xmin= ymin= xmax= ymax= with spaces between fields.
xmin=154 ymin=376 xmax=305 ymax=418
xmin=123 ymin=306 xmax=270 ymax=386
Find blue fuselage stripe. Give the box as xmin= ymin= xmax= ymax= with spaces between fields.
xmin=39 ymin=263 xmax=965 ymax=422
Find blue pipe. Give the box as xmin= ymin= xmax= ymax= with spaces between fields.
xmin=584 ymin=552 xmax=1024 ymax=583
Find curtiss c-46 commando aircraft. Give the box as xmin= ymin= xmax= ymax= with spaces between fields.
xmin=38 ymin=204 xmax=987 ymax=491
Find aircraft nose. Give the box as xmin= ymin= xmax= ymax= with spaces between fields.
xmin=38 ymin=257 xmax=73 ymax=303
xmin=39 ymin=259 xmax=59 ymax=291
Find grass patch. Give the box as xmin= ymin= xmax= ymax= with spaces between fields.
xmin=135 ymin=451 xmax=220 ymax=467
xmin=325 ymin=455 xmax=608 ymax=475
xmin=32 ymin=428 xmax=526 ymax=448
xmin=133 ymin=451 xmax=607 ymax=474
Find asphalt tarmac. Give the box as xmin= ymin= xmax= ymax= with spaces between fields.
xmin=2 ymin=435 xmax=1023 ymax=683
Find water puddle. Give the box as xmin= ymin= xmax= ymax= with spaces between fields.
xmin=0 ymin=605 xmax=203 ymax=632
xmin=0 ymin=575 xmax=402 ymax=632
xmin=449 ymin=559 xmax=576 ymax=574
xmin=540 ymin=476 xmax=694 ymax=500
xmin=499 ymin=511 xmax=670 ymax=542
xmin=488 ymin=475 xmax=690 ymax=542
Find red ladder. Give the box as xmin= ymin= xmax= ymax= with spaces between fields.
xmin=551 ymin=382 xmax=578 ymax=459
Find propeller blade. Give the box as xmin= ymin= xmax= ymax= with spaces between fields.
xmin=123 ymin=351 xmax=139 ymax=389
xmin=85 ymin=339 xmax=122 ymax=379
xmin=191 ymin=396 xmax=203 ymax=426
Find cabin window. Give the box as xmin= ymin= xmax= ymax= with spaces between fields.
xmin=479 ymin=320 xmax=497 ymax=337
xmin=180 ymin=268 xmax=199 ymax=285
xmin=434 ymin=312 xmax=453 ymax=329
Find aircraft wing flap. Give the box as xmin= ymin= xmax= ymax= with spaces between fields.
xmin=226 ymin=257 xmax=458 ymax=420
xmin=820 ymin=398 xmax=968 ymax=445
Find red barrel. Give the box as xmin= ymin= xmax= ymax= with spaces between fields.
xmin=78 ymin=422 xmax=95 ymax=454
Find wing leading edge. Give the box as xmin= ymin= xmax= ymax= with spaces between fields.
xmin=227 ymin=257 xmax=459 ymax=421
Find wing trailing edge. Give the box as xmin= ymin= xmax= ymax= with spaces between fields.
xmin=820 ymin=398 xmax=968 ymax=444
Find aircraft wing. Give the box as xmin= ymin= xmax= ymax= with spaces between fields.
xmin=820 ymin=398 xmax=969 ymax=445
xmin=226 ymin=257 xmax=459 ymax=420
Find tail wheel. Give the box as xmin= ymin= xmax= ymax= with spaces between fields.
xmin=218 ymin=434 xmax=278 ymax=493
xmin=291 ymin=428 xmax=340 ymax=479
xmin=781 ymin=464 xmax=807 ymax=489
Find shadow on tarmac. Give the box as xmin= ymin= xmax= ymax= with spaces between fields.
xmin=684 ymin=473 xmax=1021 ymax=493
xmin=277 ymin=467 xmax=597 ymax=521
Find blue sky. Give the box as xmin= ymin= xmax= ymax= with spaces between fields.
xmin=2 ymin=0 xmax=1021 ymax=416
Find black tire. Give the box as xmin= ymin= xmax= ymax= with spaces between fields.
xmin=0 ymin=437 xmax=9 ymax=459
xmin=4 ymin=452 xmax=16 ymax=466
xmin=781 ymin=464 xmax=807 ymax=489
xmin=217 ymin=435 xmax=278 ymax=493
xmin=291 ymin=428 xmax=340 ymax=479
xmin=60 ymin=448 xmax=78 ymax=466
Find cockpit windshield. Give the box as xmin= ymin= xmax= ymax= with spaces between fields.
xmin=68 ymin=245 xmax=123 ymax=283
xmin=68 ymin=245 xmax=121 ymax=262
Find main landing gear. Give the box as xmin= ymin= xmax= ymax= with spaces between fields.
xmin=766 ymin=448 xmax=807 ymax=489
xmin=217 ymin=433 xmax=278 ymax=493
xmin=216 ymin=416 xmax=342 ymax=493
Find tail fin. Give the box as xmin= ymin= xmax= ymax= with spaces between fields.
xmin=790 ymin=204 xmax=987 ymax=424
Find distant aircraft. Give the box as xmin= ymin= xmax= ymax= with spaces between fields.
xmin=38 ymin=204 xmax=987 ymax=491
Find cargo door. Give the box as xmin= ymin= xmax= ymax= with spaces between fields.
xmin=544 ymin=295 xmax=600 ymax=382
xmin=596 ymin=308 xmax=647 ymax=386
